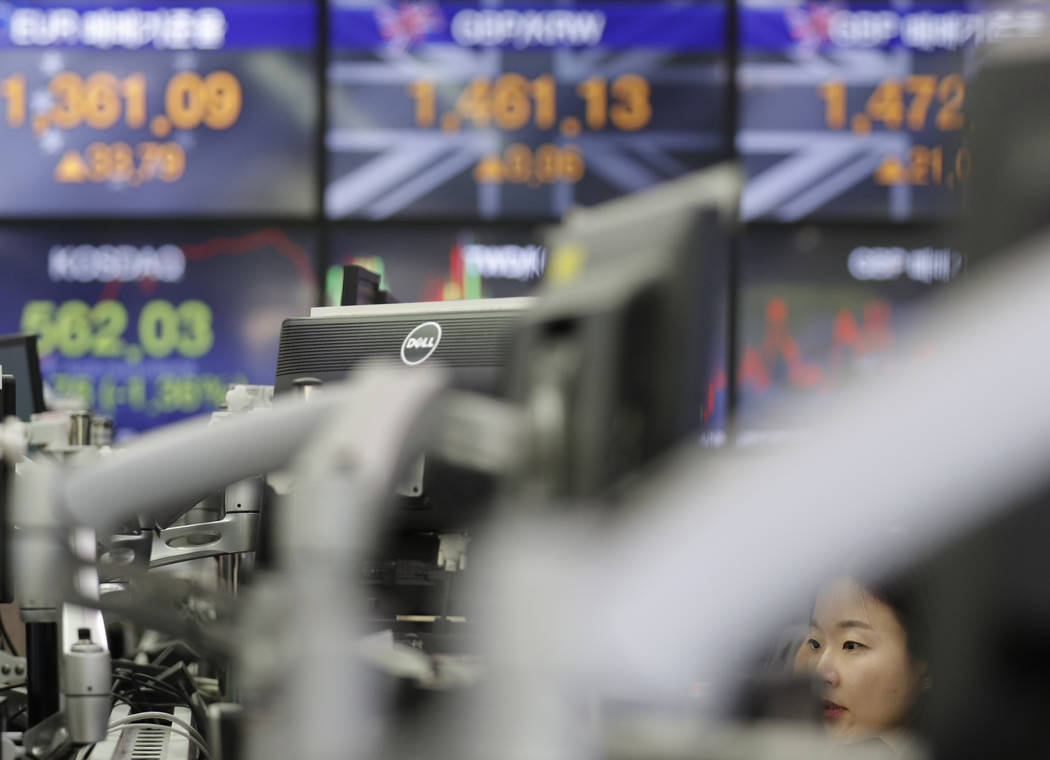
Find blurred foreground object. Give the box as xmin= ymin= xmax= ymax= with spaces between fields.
xmin=511 ymin=164 xmax=739 ymax=499
xmin=958 ymin=28 xmax=1050 ymax=269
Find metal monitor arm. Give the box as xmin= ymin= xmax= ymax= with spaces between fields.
xmin=149 ymin=477 xmax=262 ymax=569
xmin=5 ymin=367 xmax=461 ymax=760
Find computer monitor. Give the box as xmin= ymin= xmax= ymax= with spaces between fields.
xmin=0 ymin=334 xmax=40 ymax=604
xmin=0 ymin=333 xmax=46 ymax=423
xmin=274 ymin=297 xmax=534 ymax=528
xmin=509 ymin=163 xmax=741 ymax=498
xmin=339 ymin=264 xmax=398 ymax=306
xmin=274 ymin=297 xmax=536 ymax=643
xmin=0 ymin=370 xmax=12 ymax=604
xmin=958 ymin=36 xmax=1050 ymax=271
xmin=275 ymin=298 xmax=533 ymax=397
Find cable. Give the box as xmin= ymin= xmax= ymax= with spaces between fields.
xmin=5 ymin=703 xmax=27 ymax=731
xmin=0 ymin=616 xmax=18 ymax=656
xmin=113 ymin=668 xmax=185 ymax=695
xmin=111 ymin=663 xmax=213 ymax=730
xmin=106 ymin=722 xmax=211 ymax=760
xmin=110 ymin=692 xmax=140 ymax=710
xmin=112 ymin=670 xmax=186 ymax=702
xmin=112 ymin=671 xmax=182 ymax=697
xmin=117 ymin=669 xmax=192 ymax=702
xmin=111 ymin=682 xmax=186 ymax=717
xmin=109 ymin=710 xmax=208 ymax=750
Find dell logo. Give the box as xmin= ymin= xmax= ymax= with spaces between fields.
xmin=400 ymin=321 xmax=442 ymax=366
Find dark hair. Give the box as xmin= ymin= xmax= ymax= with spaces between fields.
xmin=863 ymin=572 xmax=930 ymax=666
xmin=849 ymin=571 xmax=934 ymax=736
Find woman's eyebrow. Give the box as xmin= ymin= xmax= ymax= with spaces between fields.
xmin=836 ymin=620 xmax=874 ymax=630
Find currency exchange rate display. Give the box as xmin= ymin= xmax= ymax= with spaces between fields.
xmin=738 ymin=1 xmax=1049 ymax=222
xmin=0 ymin=225 xmax=317 ymax=436
xmin=326 ymin=1 xmax=729 ymax=220
xmin=735 ymin=224 xmax=963 ymax=443
xmin=0 ymin=1 xmax=316 ymax=216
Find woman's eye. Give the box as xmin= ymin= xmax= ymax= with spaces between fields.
xmin=806 ymin=638 xmax=821 ymax=651
xmin=843 ymin=641 xmax=865 ymax=651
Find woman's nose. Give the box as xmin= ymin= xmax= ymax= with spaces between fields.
xmin=816 ymin=651 xmax=839 ymax=687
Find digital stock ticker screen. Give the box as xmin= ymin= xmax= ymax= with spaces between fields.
xmin=735 ymin=223 xmax=963 ymax=442
xmin=738 ymin=0 xmax=1048 ymax=222
xmin=0 ymin=224 xmax=318 ymax=435
xmin=0 ymin=0 xmax=1044 ymax=437
xmin=0 ymin=1 xmax=317 ymax=216
xmin=326 ymin=1 xmax=731 ymax=220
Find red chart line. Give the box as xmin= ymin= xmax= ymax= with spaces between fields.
xmin=98 ymin=227 xmax=316 ymax=301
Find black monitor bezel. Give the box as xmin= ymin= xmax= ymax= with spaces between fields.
xmin=0 ymin=333 xmax=46 ymax=421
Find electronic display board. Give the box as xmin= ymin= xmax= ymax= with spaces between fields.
xmin=738 ymin=1 xmax=1049 ymax=222
xmin=736 ymin=223 xmax=963 ymax=443
xmin=327 ymin=224 xmax=546 ymax=304
xmin=0 ymin=224 xmax=317 ymax=436
xmin=326 ymin=1 xmax=729 ymax=221
xmin=0 ymin=1 xmax=317 ymax=217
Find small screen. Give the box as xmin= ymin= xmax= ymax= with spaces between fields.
xmin=0 ymin=334 xmax=44 ymax=422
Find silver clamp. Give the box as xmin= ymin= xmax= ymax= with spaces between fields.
xmin=98 ymin=531 xmax=152 ymax=584
xmin=149 ymin=512 xmax=260 ymax=568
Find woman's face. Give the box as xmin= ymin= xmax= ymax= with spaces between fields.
xmin=794 ymin=579 xmax=924 ymax=743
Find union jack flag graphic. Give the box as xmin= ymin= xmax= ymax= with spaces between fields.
xmin=0 ymin=3 xmax=12 ymax=40
xmin=784 ymin=2 xmax=841 ymax=51
xmin=375 ymin=1 xmax=445 ymax=53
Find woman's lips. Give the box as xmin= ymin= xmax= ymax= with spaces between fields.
xmin=823 ymin=700 xmax=847 ymax=720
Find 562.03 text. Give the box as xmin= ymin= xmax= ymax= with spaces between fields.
xmin=21 ymin=299 xmax=214 ymax=361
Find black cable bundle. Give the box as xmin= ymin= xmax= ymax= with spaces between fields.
xmin=110 ymin=659 xmax=211 ymax=731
